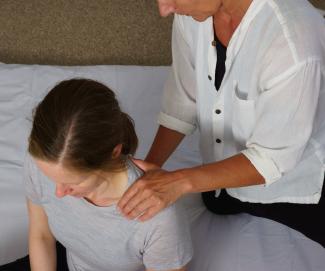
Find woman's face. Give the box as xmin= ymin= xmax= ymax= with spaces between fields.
xmin=157 ymin=0 xmax=222 ymax=21
xmin=35 ymin=159 xmax=103 ymax=198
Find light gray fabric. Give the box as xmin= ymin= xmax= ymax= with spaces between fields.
xmin=24 ymin=155 xmax=193 ymax=271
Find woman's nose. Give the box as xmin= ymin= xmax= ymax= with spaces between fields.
xmin=157 ymin=0 xmax=176 ymax=17
xmin=55 ymin=184 xmax=70 ymax=198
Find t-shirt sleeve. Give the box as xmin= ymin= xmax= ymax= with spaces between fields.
xmin=142 ymin=204 xmax=193 ymax=270
xmin=23 ymin=154 xmax=43 ymax=205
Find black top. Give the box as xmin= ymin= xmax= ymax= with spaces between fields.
xmin=202 ymin=36 xmax=325 ymax=248
xmin=214 ymin=38 xmax=227 ymax=90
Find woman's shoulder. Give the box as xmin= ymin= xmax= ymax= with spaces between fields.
xmin=23 ymin=153 xmax=53 ymax=204
xmin=23 ymin=153 xmax=43 ymax=204
xmin=144 ymin=202 xmax=190 ymax=232
xmin=140 ymin=202 xmax=193 ymax=271
xmin=24 ymin=153 xmax=40 ymax=185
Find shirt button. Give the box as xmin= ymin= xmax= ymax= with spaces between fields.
xmin=215 ymin=109 xmax=221 ymax=114
xmin=212 ymin=40 xmax=217 ymax=46
xmin=208 ymin=75 xmax=212 ymax=81
xmin=216 ymin=138 xmax=222 ymax=143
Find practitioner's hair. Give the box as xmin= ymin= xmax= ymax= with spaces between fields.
xmin=28 ymin=79 xmax=138 ymax=172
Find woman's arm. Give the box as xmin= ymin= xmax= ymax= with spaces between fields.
xmin=27 ymin=199 xmax=56 ymax=271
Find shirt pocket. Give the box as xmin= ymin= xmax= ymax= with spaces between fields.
xmin=231 ymin=81 xmax=256 ymax=146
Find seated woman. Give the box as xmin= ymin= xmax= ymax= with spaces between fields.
xmin=24 ymin=79 xmax=192 ymax=271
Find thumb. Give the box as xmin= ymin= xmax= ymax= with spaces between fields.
xmin=132 ymin=158 xmax=160 ymax=172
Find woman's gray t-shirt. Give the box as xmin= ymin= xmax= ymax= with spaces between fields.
xmin=24 ymin=155 xmax=193 ymax=271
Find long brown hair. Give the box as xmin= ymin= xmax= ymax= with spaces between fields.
xmin=28 ymin=79 xmax=138 ymax=173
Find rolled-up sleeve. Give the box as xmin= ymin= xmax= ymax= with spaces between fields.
xmin=242 ymin=60 xmax=322 ymax=185
xmin=158 ymin=15 xmax=197 ymax=135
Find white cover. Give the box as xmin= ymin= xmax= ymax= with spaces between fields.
xmin=0 ymin=63 xmax=203 ymax=265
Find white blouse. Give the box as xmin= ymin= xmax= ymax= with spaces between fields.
xmin=158 ymin=0 xmax=325 ymax=203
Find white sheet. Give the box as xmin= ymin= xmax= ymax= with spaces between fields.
xmin=0 ymin=63 xmax=203 ymax=265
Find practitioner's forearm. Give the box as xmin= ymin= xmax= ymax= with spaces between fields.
xmin=145 ymin=125 xmax=185 ymax=167
xmin=179 ymin=153 xmax=265 ymax=194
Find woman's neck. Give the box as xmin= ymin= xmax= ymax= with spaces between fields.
xmin=214 ymin=0 xmax=253 ymax=46
xmin=85 ymin=169 xmax=128 ymax=207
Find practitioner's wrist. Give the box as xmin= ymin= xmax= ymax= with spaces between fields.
xmin=174 ymin=168 xmax=196 ymax=196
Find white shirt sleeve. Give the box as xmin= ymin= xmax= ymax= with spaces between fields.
xmin=242 ymin=59 xmax=322 ymax=185
xmin=158 ymin=16 xmax=197 ymax=135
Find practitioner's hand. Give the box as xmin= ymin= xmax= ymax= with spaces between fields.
xmin=117 ymin=159 xmax=190 ymax=221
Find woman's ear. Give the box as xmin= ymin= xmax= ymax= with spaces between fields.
xmin=112 ymin=143 xmax=123 ymax=159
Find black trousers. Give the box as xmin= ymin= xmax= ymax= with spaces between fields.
xmin=0 ymin=242 xmax=69 ymax=271
xmin=202 ymin=177 xmax=325 ymax=248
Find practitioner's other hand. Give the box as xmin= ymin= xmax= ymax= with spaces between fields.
xmin=117 ymin=159 xmax=190 ymax=221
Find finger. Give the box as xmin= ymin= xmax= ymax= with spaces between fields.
xmin=117 ymin=185 xmax=140 ymax=211
xmin=119 ymin=187 xmax=151 ymax=215
xmin=132 ymin=158 xmax=160 ymax=172
xmin=137 ymin=205 xmax=163 ymax=222
xmin=126 ymin=198 xmax=154 ymax=220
